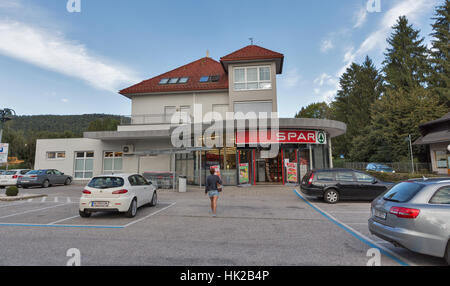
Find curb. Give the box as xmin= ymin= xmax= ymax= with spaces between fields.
xmin=0 ymin=194 xmax=48 ymax=202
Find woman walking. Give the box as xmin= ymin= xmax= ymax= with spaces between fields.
xmin=205 ymin=167 xmax=222 ymax=217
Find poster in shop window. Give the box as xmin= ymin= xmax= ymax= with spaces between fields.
xmin=286 ymin=163 xmax=298 ymax=183
xmin=211 ymin=165 xmax=221 ymax=178
xmin=239 ymin=163 xmax=249 ymax=184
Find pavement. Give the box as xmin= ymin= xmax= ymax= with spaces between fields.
xmin=0 ymin=182 xmax=446 ymax=266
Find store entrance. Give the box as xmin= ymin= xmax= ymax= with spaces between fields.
xmin=255 ymin=150 xmax=282 ymax=184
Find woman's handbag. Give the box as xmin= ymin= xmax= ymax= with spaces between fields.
xmin=216 ymin=182 xmax=223 ymax=192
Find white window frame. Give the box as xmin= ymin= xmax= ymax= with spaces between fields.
xmin=74 ymin=151 xmax=94 ymax=179
xmin=103 ymin=151 xmax=123 ymax=174
xmin=234 ymin=66 xmax=272 ymax=91
xmin=46 ymin=151 xmax=66 ymax=160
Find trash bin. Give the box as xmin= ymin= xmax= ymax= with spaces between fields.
xmin=178 ymin=176 xmax=187 ymax=193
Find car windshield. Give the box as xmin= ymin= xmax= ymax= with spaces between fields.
xmin=88 ymin=177 xmax=124 ymax=189
xmin=378 ymin=166 xmax=392 ymax=171
xmin=383 ymin=182 xmax=424 ymax=202
xmin=5 ymin=171 xmax=16 ymax=175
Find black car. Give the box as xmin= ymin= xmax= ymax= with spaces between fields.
xmin=300 ymin=168 xmax=394 ymax=204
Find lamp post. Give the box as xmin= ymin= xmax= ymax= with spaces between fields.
xmin=0 ymin=108 xmax=16 ymax=143
xmin=407 ymin=134 xmax=415 ymax=174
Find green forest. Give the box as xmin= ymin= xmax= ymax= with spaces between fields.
xmin=1 ymin=114 xmax=121 ymax=168
xmin=296 ymin=2 xmax=450 ymax=164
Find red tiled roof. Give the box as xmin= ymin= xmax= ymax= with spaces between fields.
xmin=220 ymin=45 xmax=284 ymax=62
xmin=119 ymin=57 xmax=228 ymax=96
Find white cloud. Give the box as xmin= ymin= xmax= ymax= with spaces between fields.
xmin=354 ymin=7 xmax=368 ymax=28
xmin=279 ymin=68 xmax=302 ymax=89
xmin=0 ymin=19 xmax=139 ymax=92
xmin=314 ymin=73 xmax=338 ymax=87
xmin=61 ymin=98 xmax=69 ymax=103
xmin=320 ymin=39 xmax=334 ymax=53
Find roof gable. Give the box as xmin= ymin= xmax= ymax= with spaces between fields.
xmin=220 ymin=45 xmax=284 ymax=74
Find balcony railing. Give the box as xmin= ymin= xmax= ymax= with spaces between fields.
xmin=120 ymin=113 xmax=193 ymax=125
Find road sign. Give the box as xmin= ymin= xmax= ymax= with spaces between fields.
xmin=0 ymin=143 xmax=9 ymax=164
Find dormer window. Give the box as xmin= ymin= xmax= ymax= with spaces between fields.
xmin=178 ymin=77 xmax=189 ymax=84
xmin=234 ymin=66 xmax=272 ymax=91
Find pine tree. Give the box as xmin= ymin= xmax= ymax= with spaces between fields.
xmin=429 ymin=0 xmax=450 ymax=107
xmin=331 ymin=57 xmax=382 ymax=159
xmin=382 ymin=16 xmax=431 ymax=92
xmin=295 ymin=102 xmax=331 ymax=119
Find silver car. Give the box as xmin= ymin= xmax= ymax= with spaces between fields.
xmin=369 ymin=178 xmax=450 ymax=264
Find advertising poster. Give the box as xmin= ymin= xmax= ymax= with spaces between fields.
xmin=211 ymin=165 xmax=221 ymax=178
xmin=286 ymin=162 xmax=298 ymax=183
xmin=239 ymin=163 xmax=249 ymax=184
xmin=0 ymin=143 xmax=9 ymax=164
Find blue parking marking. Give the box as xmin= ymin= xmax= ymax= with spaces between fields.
xmin=293 ymin=189 xmax=409 ymax=266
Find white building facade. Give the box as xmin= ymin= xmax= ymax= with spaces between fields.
xmin=35 ymin=45 xmax=347 ymax=186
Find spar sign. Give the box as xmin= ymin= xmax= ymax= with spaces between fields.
xmin=236 ymin=130 xmax=327 ymax=145
xmin=0 ymin=143 xmax=9 ymax=164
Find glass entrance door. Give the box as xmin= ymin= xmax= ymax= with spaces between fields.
xmin=255 ymin=150 xmax=282 ymax=184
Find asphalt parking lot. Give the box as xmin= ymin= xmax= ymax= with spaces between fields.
xmin=0 ymin=182 xmax=446 ymax=266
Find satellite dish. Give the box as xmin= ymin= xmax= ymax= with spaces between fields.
xmin=447 ymin=144 xmax=450 ymax=152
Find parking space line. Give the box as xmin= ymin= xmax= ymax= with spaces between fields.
xmin=0 ymin=203 xmax=69 ymax=219
xmin=0 ymin=201 xmax=28 ymax=209
xmin=0 ymin=222 xmax=124 ymax=229
xmin=293 ymin=189 xmax=413 ymax=266
xmin=122 ymin=202 xmax=176 ymax=228
xmin=47 ymin=215 xmax=80 ymax=225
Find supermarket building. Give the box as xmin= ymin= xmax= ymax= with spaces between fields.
xmin=35 ymin=45 xmax=347 ymax=186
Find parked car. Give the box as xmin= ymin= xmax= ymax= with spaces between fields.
xmin=0 ymin=169 xmax=31 ymax=188
xmin=369 ymin=178 xmax=450 ymax=265
xmin=17 ymin=169 xmax=72 ymax=188
xmin=366 ymin=163 xmax=396 ymax=173
xmin=300 ymin=168 xmax=394 ymax=204
xmin=79 ymin=174 xmax=157 ymax=218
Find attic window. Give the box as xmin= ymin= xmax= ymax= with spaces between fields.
xmin=199 ymin=76 xmax=209 ymax=83
xmin=168 ymin=78 xmax=179 ymax=84
xmin=210 ymin=75 xmax=220 ymax=82
xmin=178 ymin=77 xmax=189 ymax=84
xmin=159 ymin=78 xmax=170 ymax=84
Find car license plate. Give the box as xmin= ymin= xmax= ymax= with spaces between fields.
xmin=373 ymin=209 xmax=387 ymax=220
xmin=0 ymin=180 xmax=7 ymax=183
xmin=91 ymin=202 xmax=109 ymax=208
xmin=21 ymin=180 xmax=30 ymax=183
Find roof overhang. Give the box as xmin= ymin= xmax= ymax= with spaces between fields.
xmin=413 ymin=129 xmax=450 ymax=145
xmin=221 ymin=58 xmax=284 ymax=74
xmin=84 ymin=118 xmax=346 ymax=141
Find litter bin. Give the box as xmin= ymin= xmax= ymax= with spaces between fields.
xmin=178 ymin=176 xmax=187 ymax=193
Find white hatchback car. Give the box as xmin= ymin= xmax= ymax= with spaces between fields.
xmin=0 ymin=169 xmax=31 ymax=188
xmin=79 ymin=174 xmax=157 ymax=218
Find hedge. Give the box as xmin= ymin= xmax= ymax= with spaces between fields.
xmin=367 ymin=171 xmax=442 ymax=183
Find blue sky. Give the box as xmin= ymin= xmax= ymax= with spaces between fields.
xmin=0 ymin=0 xmax=442 ymax=117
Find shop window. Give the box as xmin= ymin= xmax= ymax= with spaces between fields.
xmin=74 ymin=151 xmax=94 ymax=179
xmin=103 ymin=152 xmax=123 ymax=174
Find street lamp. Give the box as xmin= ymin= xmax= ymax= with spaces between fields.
xmin=0 ymin=108 xmax=16 ymax=143
xmin=405 ymin=134 xmax=415 ymax=174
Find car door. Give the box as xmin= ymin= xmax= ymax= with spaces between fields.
xmin=354 ymin=171 xmax=386 ymax=199
xmin=137 ymin=175 xmax=153 ymax=204
xmin=128 ymin=175 xmax=145 ymax=207
xmin=46 ymin=170 xmax=56 ymax=184
xmin=335 ymin=171 xmax=360 ymax=199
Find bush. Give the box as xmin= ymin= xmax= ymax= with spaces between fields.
xmin=367 ymin=171 xmax=441 ymax=183
xmin=5 ymin=186 xmax=19 ymax=197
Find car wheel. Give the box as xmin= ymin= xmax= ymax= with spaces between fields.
xmin=0 ymin=186 xmax=5 ymax=189
xmin=445 ymin=241 xmax=450 ymax=265
xmin=149 ymin=191 xmax=157 ymax=207
xmin=22 ymin=186 xmax=28 ymax=189
xmin=64 ymin=178 xmax=72 ymax=185
xmin=42 ymin=180 xmax=50 ymax=188
xmin=125 ymin=198 xmax=138 ymax=218
xmin=324 ymin=189 xmax=339 ymax=204
xmin=79 ymin=210 xmax=91 ymax=218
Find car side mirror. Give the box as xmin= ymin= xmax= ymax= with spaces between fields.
xmin=372 ymin=179 xmax=378 ymax=184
